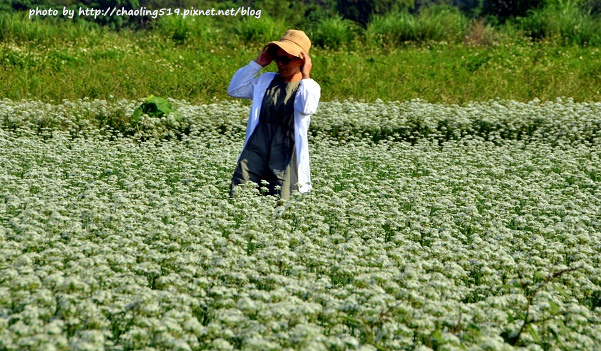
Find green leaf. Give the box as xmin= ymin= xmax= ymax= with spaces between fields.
xmin=132 ymin=107 xmax=142 ymax=123
xmin=345 ymin=316 xmax=363 ymax=328
xmin=134 ymin=95 xmax=174 ymax=119
xmin=558 ymin=320 xmax=569 ymax=335
xmin=549 ymin=300 xmax=560 ymax=314
xmin=534 ymin=271 xmax=547 ymax=282
xmin=430 ymin=329 xmax=443 ymax=344
xmin=506 ymin=311 xmax=515 ymax=323
xmin=146 ymin=95 xmax=173 ymax=117
xmin=553 ymin=284 xmax=570 ymax=299
xmin=527 ymin=323 xmax=540 ymax=343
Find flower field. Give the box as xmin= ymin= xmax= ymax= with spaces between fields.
xmin=1 ymin=98 xmax=600 ymax=350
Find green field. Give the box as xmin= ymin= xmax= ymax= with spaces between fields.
xmin=1 ymin=12 xmax=601 ymax=104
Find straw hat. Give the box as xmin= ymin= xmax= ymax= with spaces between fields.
xmin=267 ymin=29 xmax=311 ymax=58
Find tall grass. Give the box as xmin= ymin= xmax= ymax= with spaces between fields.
xmin=1 ymin=11 xmax=600 ymax=104
xmin=416 ymin=5 xmax=468 ymax=42
xmin=0 ymin=11 xmax=105 ymax=43
xmin=366 ymin=11 xmax=414 ymax=45
xmin=516 ymin=0 xmax=601 ymax=45
xmin=235 ymin=15 xmax=288 ymax=44
xmin=153 ymin=15 xmax=220 ymax=44
xmin=367 ymin=6 xmax=468 ymax=45
xmin=308 ymin=15 xmax=360 ymax=50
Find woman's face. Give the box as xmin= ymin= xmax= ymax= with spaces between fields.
xmin=274 ymin=47 xmax=302 ymax=79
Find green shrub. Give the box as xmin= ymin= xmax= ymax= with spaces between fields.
xmin=235 ymin=15 xmax=287 ymax=44
xmin=0 ymin=11 xmax=50 ymax=42
xmin=517 ymin=0 xmax=601 ymax=45
xmin=335 ymin=0 xmax=414 ymax=25
xmin=155 ymin=15 xmax=217 ymax=44
xmin=367 ymin=6 xmax=467 ymax=45
xmin=132 ymin=95 xmax=173 ymax=120
xmin=415 ymin=5 xmax=467 ymax=42
xmin=366 ymin=11 xmax=416 ymax=45
xmin=309 ymin=15 xmax=360 ymax=49
xmin=0 ymin=11 xmax=104 ymax=43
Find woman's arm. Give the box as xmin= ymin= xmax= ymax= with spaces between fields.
xmin=227 ymin=60 xmax=262 ymax=99
xmin=295 ymin=79 xmax=321 ymax=116
xmin=295 ymin=51 xmax=320 ymax=116
xmin=227 ymin=47 xmax=273 ymax=99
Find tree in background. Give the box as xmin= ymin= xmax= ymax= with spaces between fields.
xmin=583 ymin=0 xmax=601 ymax=12
xmin=481 ymin=0 xmax=544 ymax=20
xmin=2 ymin=0 xmax=51 ymax=10
xmin=77 ymin=0 xmax=140 ymax=27
xmin=334 ymin=0 xmax=414 ymax=25
xmin=414 ymin=0 xmax=484 ymax=17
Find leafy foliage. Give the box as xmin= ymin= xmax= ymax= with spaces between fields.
xmin=308 ymin=15 xmax=360 ymax=49
xmin=132 ymin=95 xmax=174 ymax=120
xmin=516 ymin=0 xmax=601 ymax=45
xmin=335 ymin=0 xmax=415 ymax=25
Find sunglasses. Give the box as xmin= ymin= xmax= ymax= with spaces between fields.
xmin=274 ymin=55 xmax=296 ymax=64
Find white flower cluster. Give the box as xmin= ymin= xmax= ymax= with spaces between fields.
xmin=1 ymin=98 xmax=600 ymax=145
xmin=313 ymin=98 xmax=601 ymax=145
xmin=0 ymin=99 xmax=600 ymax=350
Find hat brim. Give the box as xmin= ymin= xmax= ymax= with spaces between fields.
xmin=267 ymin=41 xmax=303 ymax=58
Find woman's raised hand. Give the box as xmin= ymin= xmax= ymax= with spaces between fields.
xmin=255 ymin=46 xmax=273 ymax=67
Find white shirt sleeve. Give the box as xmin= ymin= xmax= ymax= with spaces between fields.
xmin=294 ymin=78 xmax=321 ymax=116
xmin=227 ymin=60 xmax=264 ymax=99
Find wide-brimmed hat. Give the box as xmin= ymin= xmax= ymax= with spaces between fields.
xmin=267 ymin=29 xmax=311 ymax=58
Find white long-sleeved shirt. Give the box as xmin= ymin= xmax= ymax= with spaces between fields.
xmin=228 ymin=60 xmax=321 ymax=193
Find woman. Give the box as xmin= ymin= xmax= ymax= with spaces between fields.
xmin=228 ymin=29 xmax=321 ymax=199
